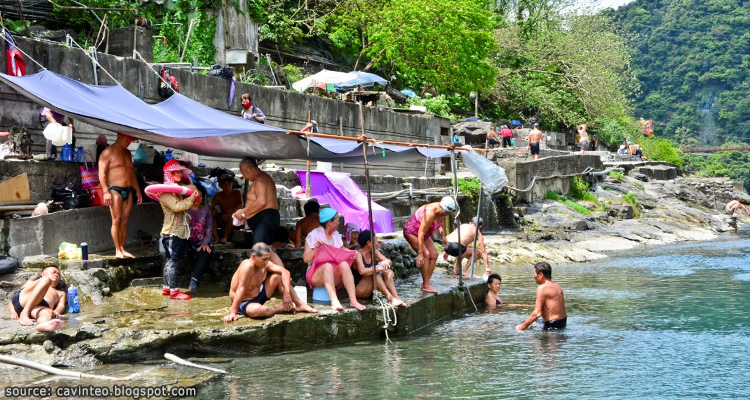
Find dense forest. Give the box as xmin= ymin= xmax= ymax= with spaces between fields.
xmin=607 ymin=0 xmax=750 ymax=146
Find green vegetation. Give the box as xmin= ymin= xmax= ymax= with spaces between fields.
xmin=545 ymin=191 xmax=593 ymax=216
xmin=453 ymin=177 xmax=482 ymax=198
xmin=623 ymin=192 xmax=640 ymax=217
xmin=683 ymin=144 xmax=750 ymax=192
xmin=608 ymin=170 xmax=624 ymax=181
xmin=568 ymin=177 xmax=597 ymax=202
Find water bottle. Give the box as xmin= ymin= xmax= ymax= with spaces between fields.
xmin=376 ymin=263 xmax=384 ymax=276
xmin=67 ymin=285 xmax=80 ymax=314
xmin=81 ymin=242 xmax=88 ymax=261
xmin=165 ymin=149 xmax=173 ymax=161
xmin=61 ymin=144 xmax=74 ymax=162
xmin=75 ymin=146 xmax=84 ymax=162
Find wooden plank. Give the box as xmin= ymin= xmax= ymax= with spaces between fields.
xmin=0 ymin=173 xmax=31 ymax=203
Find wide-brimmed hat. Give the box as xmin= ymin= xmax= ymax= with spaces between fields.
xmin=319 ymin=208 xmax=338 ymax=224
xmin=163 ymin=159 xmax=193 ymax=175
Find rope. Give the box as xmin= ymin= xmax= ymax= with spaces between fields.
xmin=373 ymin=292 xmax=398 ymax=343
xmin=0 ymin=28 xmax=46 ymax=71
xmin=424 ymin=145 xmax=430 ymax=176
xmin=134 ymin=50 xmax=173 ymax=90
xmin=369 ymin=187 xmax=451 ymax=201
xmin=461 ymin=284 xmax=478 ymax=312
xmin=505 ymin=166 xmax=594 ymax=193
xmin=65 ymin=34 xmax=121 ymax=85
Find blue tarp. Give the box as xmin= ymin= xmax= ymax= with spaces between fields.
xmin=334 ymin=71 xmax=388 ymax=90
xmin=511 ymin=120 xmax=523 ymax=126
xmin=0 ymin=70 xmax=450 ymax=163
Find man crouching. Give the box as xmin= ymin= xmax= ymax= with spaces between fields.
xmin=7 ymin=266 xmax=66 ymax=332
xmin=224 ymin=243 xmax=317 ymax=321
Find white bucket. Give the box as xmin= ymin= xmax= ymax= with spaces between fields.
xmin=293 ymin=286 xmax=307 ymax=304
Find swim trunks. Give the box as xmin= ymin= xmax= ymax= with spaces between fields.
xmin=543 ymin=316 xmax=567 ymax=330
xmin=444 ymin=242 xmax=467 ymax=257
xmin=238 ymin=283 xmax=270 ymax=315
xmin=108 ymin=185 xmax=135 ymax=201
xmin=579 ymin=141 xmax=589 ymax=151
xmin=726 ymin=207 xmax=736 ymax=215
xmin=529 ymin=142 xmax=540 ymax=156
xmin=11 ymin=289 xmax=50 ymax=315
xmin=246 ymin=208 xmax=281 ymax=246
xmin=488 ymin=139 xmax=499 ymax=146
xmin=496 ymin=298 xmax=503 ymax=305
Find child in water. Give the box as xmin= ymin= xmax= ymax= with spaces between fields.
xmin=485 ymin=273 xmax=503 ymax=311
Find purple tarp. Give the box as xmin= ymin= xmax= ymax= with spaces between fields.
xmin=297 ymin=171 xmax=393 ymax=234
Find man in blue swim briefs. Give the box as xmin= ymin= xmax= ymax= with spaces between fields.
xmin=224 ymin=243 xmax=318 ymax=321
xmin=99 ymin=133 xmax=142 ymax=259
xmin=233 ymin=157 xmax=281 ymax=246
xmin=515 ymin=262 xmax=567 ymax=331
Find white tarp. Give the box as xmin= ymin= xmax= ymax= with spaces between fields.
xmin=292 ymin=70 xmax=357 ymax=93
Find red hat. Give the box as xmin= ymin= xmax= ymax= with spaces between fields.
xmin=163 ymin=160 xmax=193 ymax=184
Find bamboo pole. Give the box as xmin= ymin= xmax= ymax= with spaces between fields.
xmin=450 ymin=135 xmax=463 ymax=288
xmin=305 ymin=106 xmax=312 ymax=198
xmin=286 ymin=130 xmax=486 ymax=153
xmin=469 ymin=141 xmax=491 ymax=277
xmin=358 ymin=104 xmax=378 ymax=293
xmin=179 ymin=19 xmax=195 ymax=63
xmin=0 ymin=355 xmax=130 ymax=381
xmin=164 ymin=353 xmax=226 ymax=374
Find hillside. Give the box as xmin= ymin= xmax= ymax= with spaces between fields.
xmin=607 ymin=0 xmax=750 ymax=145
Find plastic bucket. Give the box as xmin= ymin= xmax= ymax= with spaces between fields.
xmin=312 ymin=286 xmax=331 ymax=306
xmin=293 ymin=286 xmax=307 ymax=304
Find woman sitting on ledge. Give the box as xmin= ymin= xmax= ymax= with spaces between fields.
xmin=303 ymin=208 xmax=366 ymax=311
xmin=355 ymin=230 xmax=406 ymax=308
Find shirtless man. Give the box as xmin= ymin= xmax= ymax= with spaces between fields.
xmin=443 ymin=217 xmax=491 ymax=276
xmin=293 ymin=200 xmax=321 ymax=249
xmin=527 ymin=123 xmax=543 ymax=161
xmin=210 ymin=174 xmax=243 ymax=244
xmin=233 ymin=157 xmax=280 ymax=246
xmin=99 ymin=133 xmax=142 ymax=259
xmin=486 ymin=128 xmax=499 ymax=149
xmin=7 ymin=266 xmax=66 ymax=332
xmin=515 ymin=262 xmax=567 ymax=331
xmin=725 ymin=197 xmax=749 ymax=216
xmin=223 ymin=243 xmax=317 ymax=321
xmin=578 ymin=124 xmax=589 ymax=155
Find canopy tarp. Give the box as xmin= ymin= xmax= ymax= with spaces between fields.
xmin=0 ymin=70 xmax=449 ymax=164
xmin=292 ymin=70 xmax=356 ymax=93
xmin=297 ymin=170 xmax=393 ymax=233
xmin=334 ymin=71 xmax=387 ymax=90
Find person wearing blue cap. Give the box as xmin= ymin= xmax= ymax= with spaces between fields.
xmin=403 ymin=196 xmax=457 ymax=294
xmin=303 ymin=208 xmax=367 ymax=311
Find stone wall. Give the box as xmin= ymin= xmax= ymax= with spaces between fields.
xmin=0 ymin=36 xmax=451 ymax=177
xmin=498 ymin=154 xmax=604 ymax=203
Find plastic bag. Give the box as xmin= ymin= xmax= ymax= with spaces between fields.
xmin=462 ymin=148 xmax=508 ymax=193
xmin=58 ymin=242 xmax=82 ymax=260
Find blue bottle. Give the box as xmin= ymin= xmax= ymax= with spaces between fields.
xmin=67 ymin=285 xmax=80 ymax=313
xmin=165 ymin=149 xmax=173 ymax=161
xmin=75 ymin=146 xmax=84 ymax=162
xmin=61 ymin=144 xmax=74 ymax=162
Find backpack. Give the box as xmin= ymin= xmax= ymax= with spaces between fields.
xmin=158 ymin=67 xmax=179 ymax=98
xmin=209 ymin=64 xmax=234 ymax=79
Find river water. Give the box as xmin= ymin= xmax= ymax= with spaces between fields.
xmin=198 ymin=230 xmax=750 ymax=399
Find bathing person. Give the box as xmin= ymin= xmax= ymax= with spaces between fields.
xmin=343 ymin=223 xmax=361 ymax=249
xmin=303 ymin=208 xmax=367 ymax=311
xmin=527 ymin=123 xmax=543 ymax=161
xmin=725 ymin=197 xmax=749 ymax=216
xmin=443 ymin=217 xmax=491 ymax=277
xmin=486 ymin=127 xmax=499 ymax=149
xmin=354 ymin=230 xmax=406 ymax=307
xmin=211 ymin=174 xmax=243 ymax=244
xmin=7 ymin=266 xmax=65 ymax=332
xmin=515 ymin=262 xmax=567 ymax=331
xmin=240 ymin=93 xmax=266 ymax=123
xmin=159 ymin=160 xmax=200 ymax=300
xmin=224 ymin=243 xmax=317 ymax=321
xmin=485 ymin=273 xmax=503 ymax=311
xmin=578 ymin=124 xmax=589 ymax=155
xmin=403 ymin=196 xmax=457 ymax=294
xmin=187 ymin=183 xmax=213 ymax=291
xmin=293 ymin=200 xmax=321 ymax=249
xmin=99 ymin=133 xmax=142 ymax=259
xmin=233 ymin=157 xmax=280 ymax=246
xmin=500 ymin=125 xmax=513 ymax=148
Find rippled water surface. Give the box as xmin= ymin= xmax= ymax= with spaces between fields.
xmin=200 ymin=231 xmax=750 ymax=399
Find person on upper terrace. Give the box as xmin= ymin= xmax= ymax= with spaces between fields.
xmin=40 ymin=107 xmax=75 ymax=160
xmin=233 ymin=157 xmax=280 ymax=247
xmin=211 ymin=174 xmax=243 ymax=244
xmin=578 ymin=124 xmax=589 ymax=155
xmin=486 ymin=127 xmax=500 ymax=149
xmin=403 ymin=196 xmax=457 ymax=294
xmin=240 ymin=93 xmax=265 ymax=124
xmin=527 ymin=123 xmax=543 ymax=161
xmin=293 ymin=200 xmax=321 ymax=249
xmin=303 ymin=208 xmax=367 ymax=311
xmin=353 ymin=230 xmax=406 ymax=308
xmin=500 ymin=125 xmax=513 ymax=148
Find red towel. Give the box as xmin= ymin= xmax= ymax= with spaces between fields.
xmin=306 ymin=243 xmax=357 ymax=288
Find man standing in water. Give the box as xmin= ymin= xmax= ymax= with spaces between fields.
xmin=233 ymin=157 xmax=280 ymax=246
xmin=99 ymin=133 xmax=142 ymax=259
xmin=515 ymin=262 xmax=567 ymax=331
xmin=527 ymin=123 xmax=543 ymax=161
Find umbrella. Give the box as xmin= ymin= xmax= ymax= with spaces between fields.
xmin=292 ymin=70 xmax=357 ymax=92
xmin=511 ymin=120 xmax=523 ymax=126
xmin=334 ymin=71 xmax=388 ymax=90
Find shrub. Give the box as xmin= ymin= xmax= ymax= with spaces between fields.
xmin=608 ymin=170 xmax=624 ymax=181
xmin=568 ymin=176 xmax=596 ymax=201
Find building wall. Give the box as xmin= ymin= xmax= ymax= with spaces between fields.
xmin=498 ymin=154 xmax=604 ymax=202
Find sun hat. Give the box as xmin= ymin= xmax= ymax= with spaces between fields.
xmin=319 ymin=208 xmax=338 ymax=224
xmin=163 ymin=160 xmax=193 ymax=184
xmin=440 ymin=196 xmax=457 ymax=213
